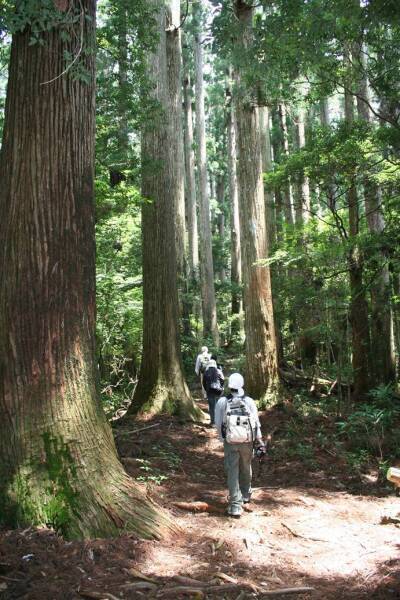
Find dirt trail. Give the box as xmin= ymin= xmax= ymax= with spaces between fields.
xmin=1 ymin=397 xmax=399 ymax=599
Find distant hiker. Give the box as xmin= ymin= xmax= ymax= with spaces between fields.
xmin=214 ymin=373 xmax=266 ymax=518
xmin=202 ymin=355 xmax=224 ymax=426
xmin=195 ymin=346 xmax=211 ymax=399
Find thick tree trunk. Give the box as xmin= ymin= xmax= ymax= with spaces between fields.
xmin=0 ymin=2 xmax=173 ymax=539
xmin=128 ymin=2 xmax=202 ymax=419
xmin=344 ymin=58 xmax=371 ymax=399
xmin=194 ymin=31 xmax=219 ymax=346
xmin=183 ymin=65 xmax=200 ymax=282
xmin=227 ymin=93 xmax=243 ymax=333
xmin=234 ymin=1 xmax=279 ymax=400
xmin=356 ymin=45 xmax=395 ymax=386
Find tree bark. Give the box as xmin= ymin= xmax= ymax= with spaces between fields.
xmin=128 ymin=1 xmax=202 ymax=419
xmin=183 ymin=63 xmax=200 ymax=282
xmin=0 ymin=1 xmax=173 ymax=539
xmin=227 ymin=90 xmax=243 ymax=333
xmin=166 ymin=0 xmax=186 ymax=279
xmin=260 ymin=106 xmax=277 ymax=249
xmin=194 ymin=29 xmax=219 ymax=346
xmin=278 ymin=103 xmax=294 ymax=226
xmin=344 ymin=49 xmax=371 ymax=399
xmin=234 ymin=0 xmax=279 ymax=400
xmin=216 ymin=174 xmax=226 ymax=282
xmin=294 ymin=104 xmax=310 ymax=224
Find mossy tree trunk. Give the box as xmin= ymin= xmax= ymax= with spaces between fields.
xmin=0 ymin=1 xmax=173 ymax=539
xmin=234 ymin=0 xmax=280 ymax=401
xmin=127 ymin=0 xmax=203 ymax=420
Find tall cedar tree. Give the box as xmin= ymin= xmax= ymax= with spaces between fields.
xmin=127 ymin=0 xmax=203 ymax=419
xmin=193 ymin=7 xmax=219 ymax=346
xmin=234 ymin=0 xmax=279 ymax=400
xmin=344 ymin=46 xmax=371 ymax=399
xmin=0 ymin=1 xmax=174 ymax=538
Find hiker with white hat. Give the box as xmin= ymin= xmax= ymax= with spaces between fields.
xmin=214 ymin=373 xmax=266 ymax=518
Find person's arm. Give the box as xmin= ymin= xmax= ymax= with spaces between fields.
xmin=195 ymin=355 xmax=201 ymax=375
xmin=214 ymin=397 xmax=226 ymax=442
xmin=248 ymin=399 xmax=263 ymax=442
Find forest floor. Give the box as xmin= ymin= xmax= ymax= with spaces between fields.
xmin=1 ymin=388 xmax=399 ymax=600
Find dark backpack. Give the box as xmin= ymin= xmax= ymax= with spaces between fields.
xmin=203 ymin=366 xmax=223 ymax=394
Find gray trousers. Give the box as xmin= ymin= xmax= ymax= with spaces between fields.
xmin=223 ymin=441 xmax=253 ymax=510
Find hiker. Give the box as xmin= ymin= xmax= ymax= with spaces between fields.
xmin=202 ymin=355 xmax=224 ymax=426
xmin=214 ymin=373 xmax=266 ymax=518
xmin=195 ymin=346 xmax=211 ymax=399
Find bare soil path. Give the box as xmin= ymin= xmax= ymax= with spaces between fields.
xmin=1 ymin=395 xmax=399 ymax=599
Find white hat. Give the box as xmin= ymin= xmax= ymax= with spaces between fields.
xmin=228 ymin=373 xmax=244 ymax=396
xmin=201 ymin=346 xmax=208 ymax=353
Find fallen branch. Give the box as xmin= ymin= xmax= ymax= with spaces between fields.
xmin=121 ymin=581 xmax=158 ymax=591
xmin=260 ymin=587 xmax=315 ymax=596
xmin=279 ymin=368 xmax=350 ymax=394
xmin=281 ymin=522 xmax=329 ymax=543
xmin=172 ymin=501 xmax=225 ymax=514
xmin=115 ymin=422 xmax=161 ymax=437
xmin=157 ymin=586 xmax=206 ymax=597
xmin=0 ymin=574 xmax=24 ymax=582
xmin=173 ymin=576 xmax=206 ymax=587
xmin=123 ymin=567 xmax=158 ymax=583
xmin=78 ymin=591 xmax=120 ymax=600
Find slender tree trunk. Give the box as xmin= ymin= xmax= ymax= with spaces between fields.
xmin=278 ymin=103 xmax=294 ymax=226
xmin=183 ymin=65 xmax=199 ymax=282
xmin=294 ymin=105 xmax=310 ymax=224
xmin=260 ymin=106 xmax=276 ymax=249
xmin=129 ymin=1 xmax=202 ymax=419
xmin=227 ymin=92 xmax=243 ymax=333
xmin=320 ymin=97 xmax=337 ymax=211
xmin=194 ymin=31 xmax=219 ymax=346
xmin=344 ymin=51 xmax=371 ymax=399
xmin=0 ymin=1 xmax=173 ymax=539
xmin=271 ymin=107 xmax=284 ymax=240
xmin=166 ymin=0 xmax=186 ymax=279
xmin=216 ymin=175 xmax=226 ymax=282
xmin=234 ymin=0 xmax=279 ymax=400
xmin=355 ymin=44 xmax=395 ymax=386
xmin=110 ymin=3 xmax=129 ymax=187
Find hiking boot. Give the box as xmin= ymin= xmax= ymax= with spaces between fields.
xmin=227 ymin=506 xmax=242 ymax=519
xmin=242 ymin=495 xmax=251 ymax=504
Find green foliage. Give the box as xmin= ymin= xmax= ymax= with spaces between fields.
xmin=135 ymin=459 xmax=168 ymax=486
xmin=95 ymin=172 xmax=143 ymax=414
xmin=337 ymin=385 xmax=400 ymax=460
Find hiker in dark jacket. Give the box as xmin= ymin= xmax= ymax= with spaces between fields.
xmin=202 ymin=355 xmax=224 ymax=426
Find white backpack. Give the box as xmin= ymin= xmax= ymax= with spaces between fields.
xmin=223 ymin=396 xmax=255 ymax=444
